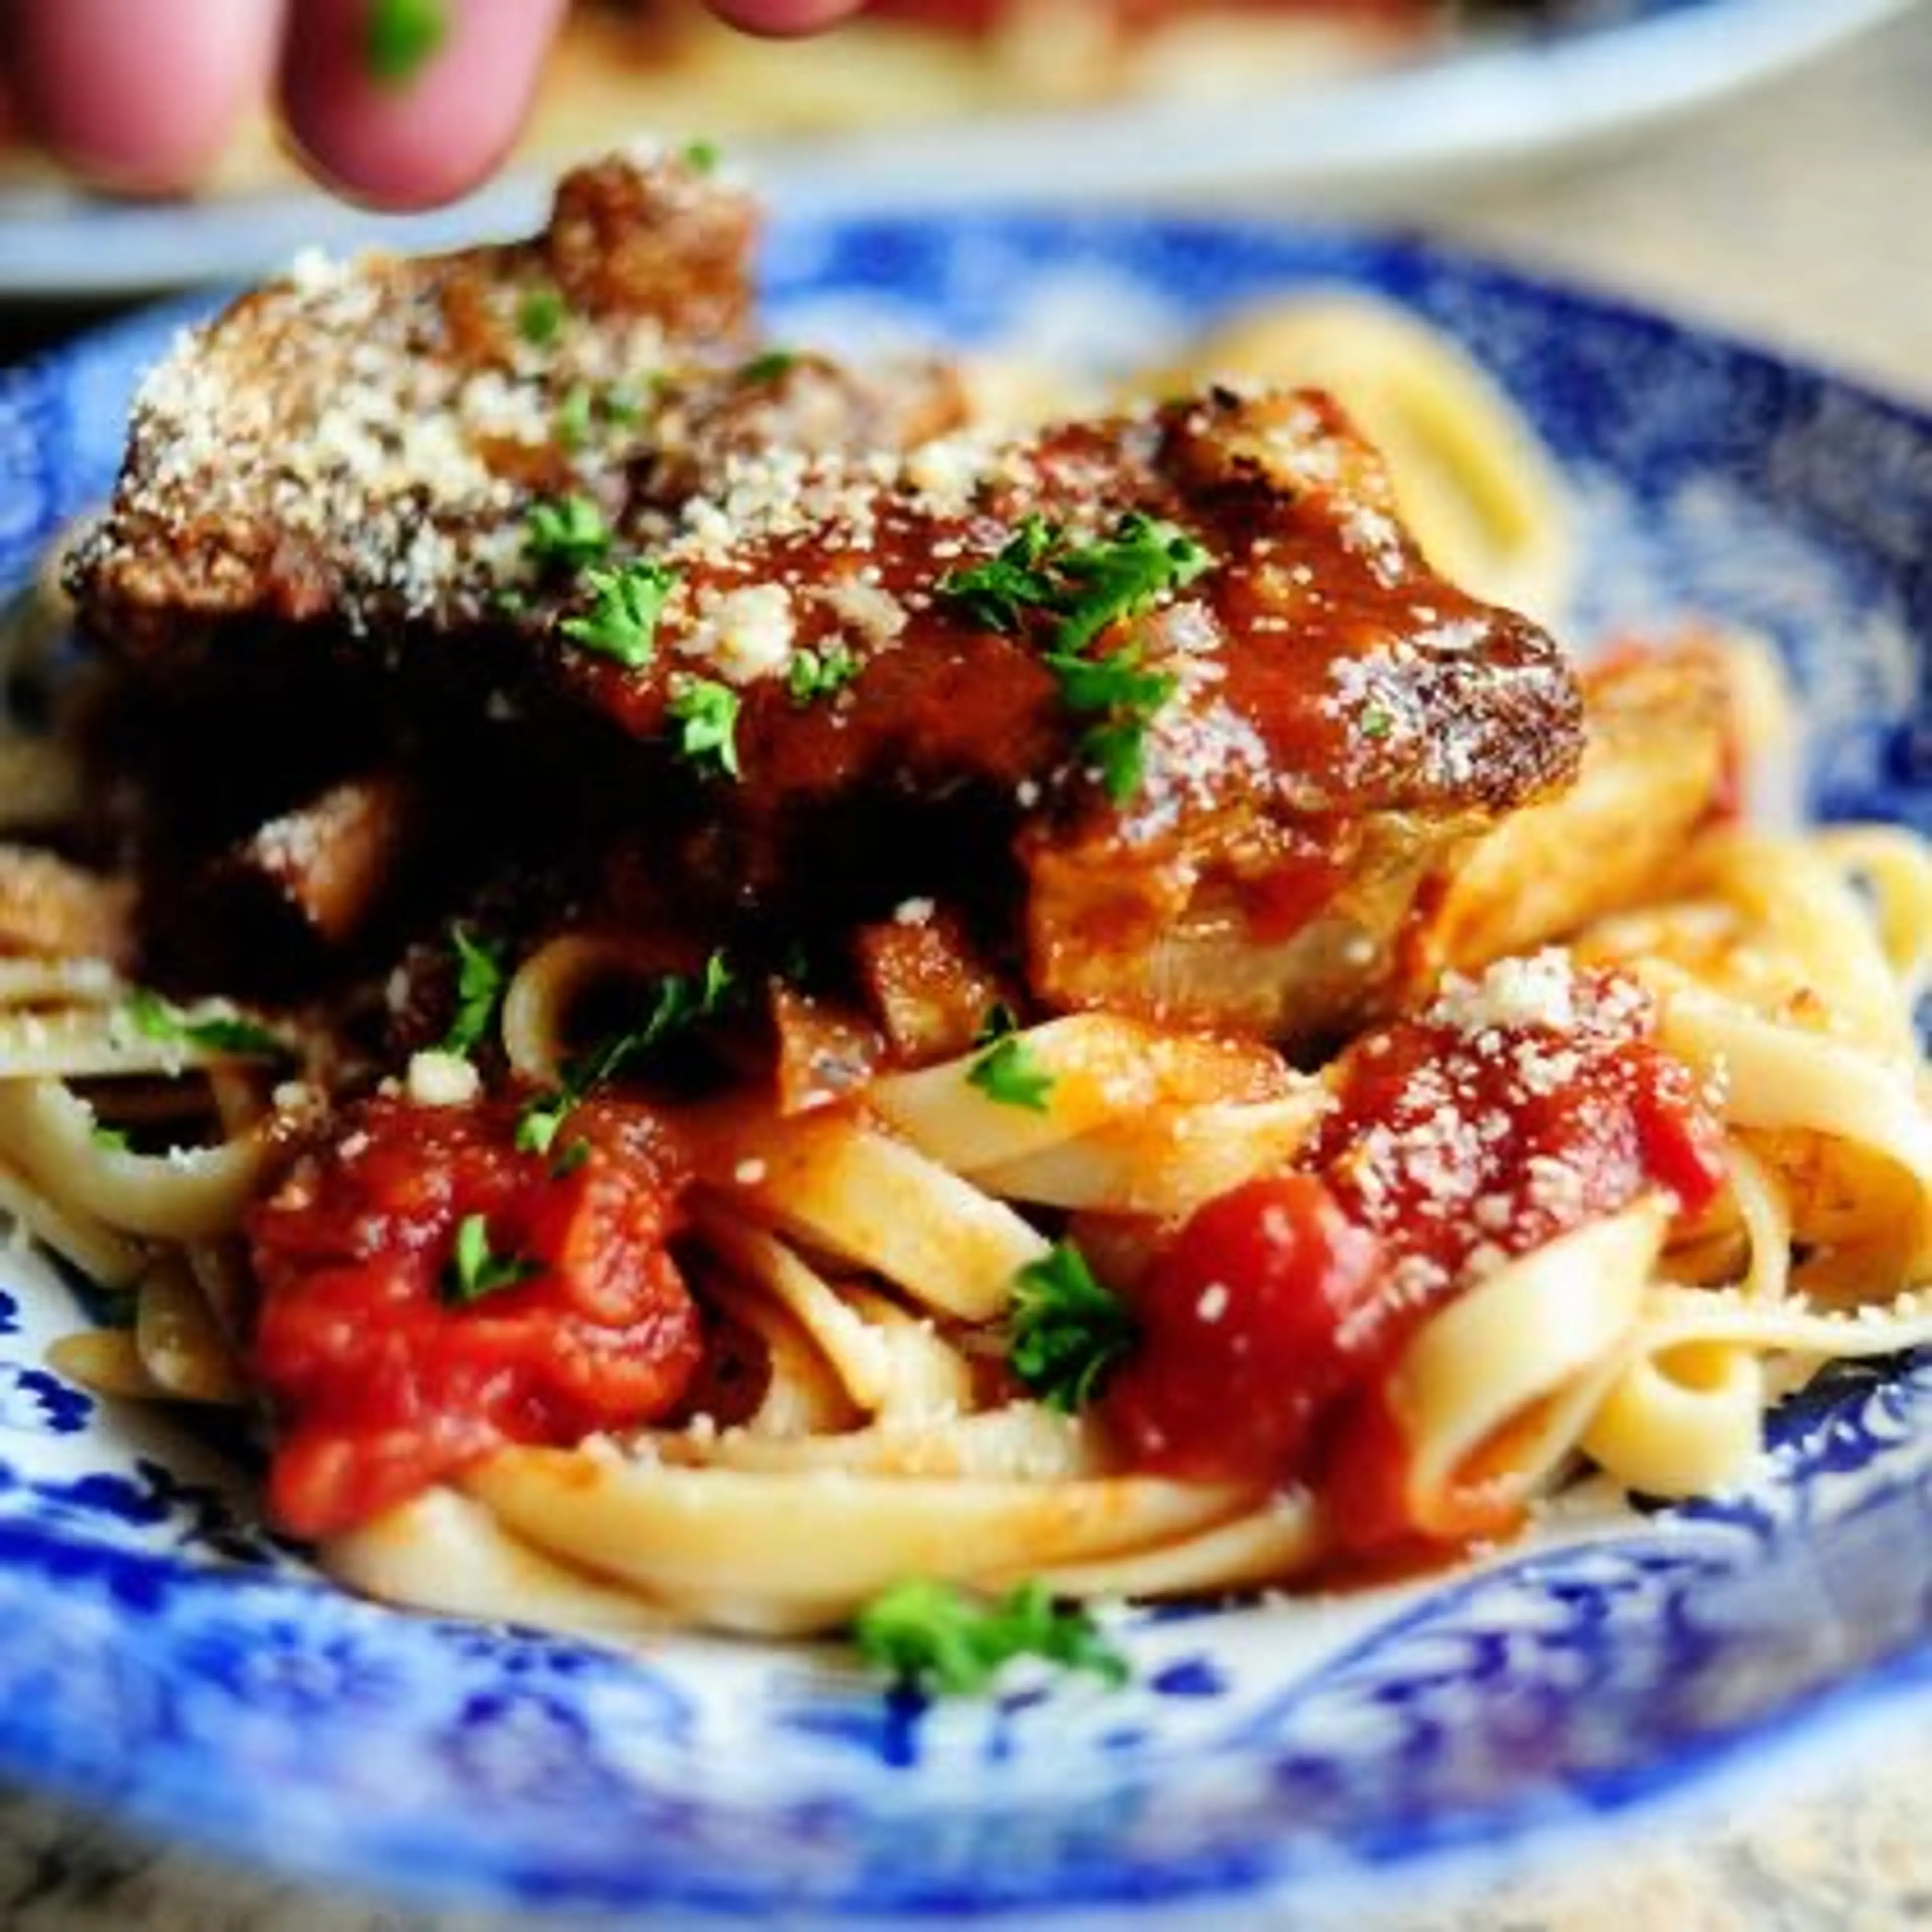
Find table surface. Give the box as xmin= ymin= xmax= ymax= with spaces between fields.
xmin=4 ymin=5 xmax=1932 ymax=1925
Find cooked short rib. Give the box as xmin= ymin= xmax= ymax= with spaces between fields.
xmin=66 ymin=151 xmax=1581 ymax=1046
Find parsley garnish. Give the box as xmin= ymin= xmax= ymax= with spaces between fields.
xmin=1360 ymin=705 xmax=1395 ymax=741
xmin=936 ymin=514 xmax=1209 ymax=804
xmin=965 ymin=1006 xmax=1053 ymax=1113
xmin=785 ymin=642 xmax=860 ymax=705
xmin=364 ymin=0 xmax=446 ymax=86
xmin=525 ymin=495 xmax=612 ymax=573
xmin=555 ymin=382 xmax=595 ymax=452
xmin=126 ymin=989 xmax=285 ymax=1061
xmin=515 ymin=1095 xmax=571 ymax=1158
xmin=936 ymin=514 xmax=1058 ymax=632
xmin=516 ymin=285 xmax=567 ymax=349
xmin=974 ymin=1001 xmax=1019 ymax=1044
xmin=1049 ymin=513 xmax=1212 ymax=652
xmin=440 ymin=1213 xmax=542 ymax=1307
xmin=91 ymin=1123 xmax=132 ymax=1153
xmin=440 ymin=925 xmax=508 ymax=1058
xmin=550 ymin=1138 xmax=592 ymax=1179
xmin=515 ymin=951 xmax=736 ymax=1153
xmin=937 ymin=513 xmax=1209 ymax=648
xmin=854 ymin=1577 xmax=1129 ymax=1698
xmin=1038 ymin=641 xmax=1177 ymax=719
xmin=737 ymin=349 xmax=798 ymax=386
xmin=682 ymin=138 xmax=722 ymax=175
xmin=1041 ymin=638 xmax=1179 ymax=805
xmin=667 ymin=678 xmax=742 ymax=778
xmin=1081 ymin=712 xmax=1161 ymax=806
xmin=561 ymin=559 xmax=678 ymax=668
xmin=1007 ymin=1240 xmax=1138 ymax=1413
xmin=603 ymin=383 xmax=647 ymax=427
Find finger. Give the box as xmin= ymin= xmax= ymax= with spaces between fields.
xmin=280 ymin=0 xmax=569 ymax=211
xmin=8 ymin=0 xmax=283 ymax=194
xmin=708 ymin=0 xmax=871 ymax=33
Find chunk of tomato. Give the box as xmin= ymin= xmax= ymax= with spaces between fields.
xmin=1102 ymin=1174 xmax=1391 ymax=1485
xmin=248 ymin=1094 xmax=699 ymax=1539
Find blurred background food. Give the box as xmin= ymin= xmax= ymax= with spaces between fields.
xmin=0 ymin=0 xmax=1555 ymax=197
xmin=521 ymin=0 xmax=1543 ymax=142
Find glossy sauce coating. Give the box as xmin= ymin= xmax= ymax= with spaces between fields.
xmin=566 ymin=390 xmax=1576 ymax=831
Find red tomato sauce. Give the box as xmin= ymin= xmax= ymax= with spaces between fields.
xmin=1104 ymin=962 xmax=1726 ymax=1545
xmin=247 ymin=1093 xmax=700 ymax=1539
xmin=1309 ymin=965 xmax=1726 ymax=1291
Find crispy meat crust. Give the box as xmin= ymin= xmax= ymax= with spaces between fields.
xmin=67 ymin=154 xmax=962 ymax=650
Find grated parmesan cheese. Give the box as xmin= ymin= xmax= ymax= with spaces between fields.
xmin=405 ymin=1050 xmax=482 ymax=1108
xmin=680 ymin=583 xmax=797 ymax=685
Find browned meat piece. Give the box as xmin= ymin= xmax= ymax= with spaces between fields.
xmin=852 ymin=906 xmax=1012 ymax=1063
xmin=68 ymin=153 xmax=1580 ymax=1048
xmin=226 ymin=775 xmax=415 ymax=946
xmin=1403 ymin=643 xmax=1735 ymax=988
xmin=538 ymin=383 xmax=1580 ymax=1041
xmin=67 ymin=150 xmax=965 ymax=653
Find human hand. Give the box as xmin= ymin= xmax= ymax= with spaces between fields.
xmin=4 ymin=0 xmax=866 ymax=209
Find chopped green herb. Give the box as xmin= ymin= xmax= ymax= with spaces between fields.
xmin=555 ymin=382 xmax=595 ymax=452
xmin=1007 ymin=1240 xmax=1138 ymax=1413
xmin=1050 ymin=513 xmax=1213 ymax=652
xmin=516 ymin=285 xmax=567 ymax=349
xmin=561 ymin=559 xmax=679 ymax=668
xmin=854 ymin=1577 xmax=1129 ymax=1698
xmin=967 ymin=1034 xmax=1054 ymax=1114
xmin=525 ymin=495 xmax=612 ymax=573
xmin=737 ymin=349 xmax=798 ymax=387
xmin=936 ymin=512 xmax=1209 ymax=651
xmin=785 ymin=642 xmax=861 ymax=705
xmin=439 ymin=1213 xmax=542 ymax=1307
xmin=681 ymin=138 xmax=722 ymax=175
xmin=603 ymin=383 xmax=647 ymax=428
xmin=572 ymin=950 xmax=736 ymax=1092
xmin=936 ymin=514 xmax=1208 ymax=803
xmin=973 ymin=1002 xmax=1020 ymax=1049
xmin=935 ymin=514 xmax=1057 ymax=633
xmin=1038 ymin=642 xmax=1177 ymax=721
xmin=126 ymin=988 xmax=285 ymax=1060
xmin=364 ymin=0 xmax=446 ymax=86
xmin=91 ymin=1123 xmax=132 ymax=1154
xmin=515 ymin=950 xmax=737 ymax=1153
xmin=1077 ymin=719 xmax=1148 ymax=807
xmin=440 ymin=925 xmax=508 ymax=1058
xmin=667 ymin=678 xmax=742 ymax=779
xmin=1360 ymin=706 xmax=1395 ymax=741
xmin=1041 ymin=638 xmax=1178 ymax=807
xmin=550 ymin=1138 xmax=593 ymax=1179
xmin=515 ymin=1095 xmax=570 ymax=1157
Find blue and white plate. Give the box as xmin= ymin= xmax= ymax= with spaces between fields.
xmin=0 ymin=0 xmax=1916 ymax=295
xmin=3 ymin=212 xmax=1932 ymax=1922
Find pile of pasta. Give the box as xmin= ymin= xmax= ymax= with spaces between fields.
xmin=3 ymin=298 xmax=1930 ymax=1645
